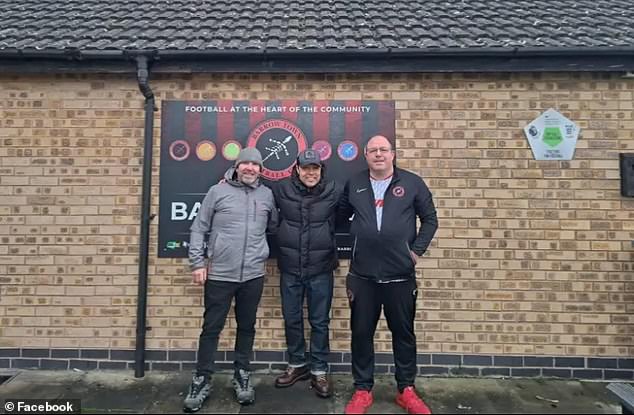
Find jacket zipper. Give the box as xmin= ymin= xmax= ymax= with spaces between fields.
xmin=377 ymin=177 xmax=397 ymax=276
xmin=240 ymin=189 xmax=250 ymax=281
xmin=351 ymin=236 xmax=357 ymax=261
xmin=299 ymin=198 xmax=304 ymax=278
xmin=378 ymin=179 xmax=396 ymax=236
xmin=405 ymin=241 xmax=415 ymax=265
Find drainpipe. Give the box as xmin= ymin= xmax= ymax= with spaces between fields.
xmin=134 ymin=54 xmax=156 ymax=378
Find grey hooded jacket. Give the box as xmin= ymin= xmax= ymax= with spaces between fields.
xmin=188 ymin=166 xmax=278 ymax=282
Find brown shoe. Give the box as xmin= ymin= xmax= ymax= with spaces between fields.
xmin=274 ymin=365 xmax=310 ymax=388
xmin=311 ymin=374 xmax=332 ymax=398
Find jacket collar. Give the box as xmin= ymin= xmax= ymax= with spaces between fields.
xmin=366 ymin=166 xmax=401 ymax=184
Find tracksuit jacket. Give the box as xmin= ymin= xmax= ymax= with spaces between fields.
xmin=338 ymin=167 xmax=438 ymax=282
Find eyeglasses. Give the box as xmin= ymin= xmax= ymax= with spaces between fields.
xmin=366 ymin=147 xmax=392 ymax=155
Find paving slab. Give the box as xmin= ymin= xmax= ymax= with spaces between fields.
xmin=0 ymin=370 xmax=623 ymax=414
xmin=239 ymin=375 xmax=335 ymax=414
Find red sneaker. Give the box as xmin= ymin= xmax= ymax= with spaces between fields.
xmin=396 ymin=386 xmax=432 ymax=414
xmin=344 ymin=390 xmax=374 ymax=414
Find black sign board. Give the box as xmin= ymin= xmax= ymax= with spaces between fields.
xmin=158 ymin=100 xmax=395 ymax=258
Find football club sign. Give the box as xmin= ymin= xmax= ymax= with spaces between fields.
xmin=158 ymin=100 xmax=395 ymax=258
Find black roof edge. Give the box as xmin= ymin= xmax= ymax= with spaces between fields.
xmin=0 ymin=46 xmax=633 ymax=73
xmin=387 ymin=46 xmax=634 ymax=56
xmin=151 ymin=46 xmax=634 ymax=60
xmin=79 ymin=49 xmax=127 ymax=59
xmin=0 ymin=48 xmax=80 ymax=59
xmin=1 ymin=46 xmax=634 ymax=61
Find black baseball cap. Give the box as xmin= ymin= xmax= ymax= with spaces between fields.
xmin=297 ymin=149 xmax=322 ymax=167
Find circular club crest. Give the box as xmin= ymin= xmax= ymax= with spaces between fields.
xmin=337 ymin=140 xmax=359 ymax=162
xmin=312 ymin=140 xmax=333 ymax=161
xmin=196 ymin=140 xmax=217 ymax=161
xmin=392 ymin=186 xmax=405 ymax=197
xmin=222 ymin=140 xmax=242 ymax=161
xmin=247 ymin=119 xmax=307 ymax=180
xmin=169 ymin=140 xmax=190 ymax=161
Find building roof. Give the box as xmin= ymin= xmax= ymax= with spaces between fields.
xmin=1 ymin=0 xmax=633 ymax=73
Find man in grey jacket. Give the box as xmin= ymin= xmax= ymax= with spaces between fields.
xmin=184 ymin=147 xmax=278 ymax=413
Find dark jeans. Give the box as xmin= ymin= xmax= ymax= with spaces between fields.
xmin=195 ymin=277 xmax=264 ymax=378
xmin=346 ymin=275 xmax=418 ymax=391
xmin=281 ymin=272 xmax=333 ymax=373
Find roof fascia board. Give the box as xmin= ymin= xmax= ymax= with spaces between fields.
xmin=151 ymin=56 xmax=634 ymax=73
xmin=1 ymin=47 xmax=634 ymax=73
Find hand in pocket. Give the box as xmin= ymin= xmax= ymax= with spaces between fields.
xmin=410 ymin=250 xmax=418 ymax=265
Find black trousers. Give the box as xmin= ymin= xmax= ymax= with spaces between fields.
xmin=346 ymin=275 xmax=418 ymax=391
xmin=195 ymin=277 xmax=264 ymax=377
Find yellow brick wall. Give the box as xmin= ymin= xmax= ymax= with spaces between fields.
xmin=1 ymin=72 xmax=633 ymax=357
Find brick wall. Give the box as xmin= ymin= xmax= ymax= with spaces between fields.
xmin=1 ymin=72 xmax=633 ymax=375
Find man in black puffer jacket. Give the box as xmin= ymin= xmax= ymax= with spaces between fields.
xmin=272 ymin=149 xmax=339 ymax=398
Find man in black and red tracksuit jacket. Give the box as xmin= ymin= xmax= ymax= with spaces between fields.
xmin=338 ymin=135 xmax=438 ymax=415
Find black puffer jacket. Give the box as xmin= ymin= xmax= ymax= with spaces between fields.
xmin=273 ymin=170 xmax=339 ymax=278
